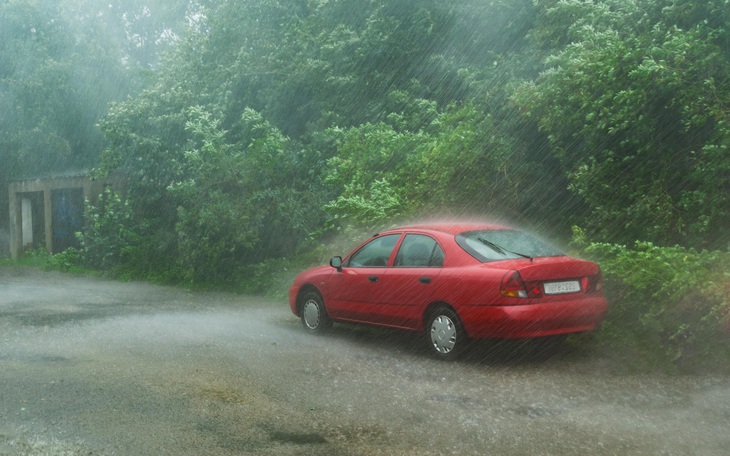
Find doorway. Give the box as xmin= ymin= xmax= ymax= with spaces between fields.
xmin=52 ymin=188 xmax=84 ymax=253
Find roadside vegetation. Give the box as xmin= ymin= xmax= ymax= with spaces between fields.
xmin=1 ymin=0 xmax=728 ymax=372
xmin=18 ymin=223 xmax=729 ymax=375
xmin=572 ymin=230 xmax=730 ymax=373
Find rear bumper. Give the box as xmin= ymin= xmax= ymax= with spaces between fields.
xmin=459 ymin=297 xmax=608 ymax=339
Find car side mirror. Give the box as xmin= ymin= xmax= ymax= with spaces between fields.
xmin=330 ymin=256 xmax=343 ymax=271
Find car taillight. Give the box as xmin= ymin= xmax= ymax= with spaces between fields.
xmin=581 ymin=271 xmax=603 ymax=293
xmin=500 ymin=271 xmax=526 ymax=298
xmin=525 ymin=281 xmax=542 ymax=298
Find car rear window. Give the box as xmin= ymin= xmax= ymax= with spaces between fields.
xmin=394 ymin=234 xmax=444 ymax=267
xmin=455 ymin=229 xmax=564 ymax=262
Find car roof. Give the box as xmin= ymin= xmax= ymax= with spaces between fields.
xmin=385 ymin=222 xmax=512 ymax=235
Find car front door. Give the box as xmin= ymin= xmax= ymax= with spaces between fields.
xmin=326 ymin=233 xmax=401 ymax=322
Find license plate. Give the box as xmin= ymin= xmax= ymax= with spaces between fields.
xmin=543 ymin=280 xmax=581 ymax=295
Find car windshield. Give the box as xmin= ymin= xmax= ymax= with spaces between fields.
xmin=456 ymin=229 xmax=564 ymax=262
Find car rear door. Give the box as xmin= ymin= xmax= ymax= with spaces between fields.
xmin=373 ymin=234 xmax=445 ymax=329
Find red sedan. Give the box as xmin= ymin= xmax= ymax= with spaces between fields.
xmin=289 ymin=223 xmax=607 ymax=359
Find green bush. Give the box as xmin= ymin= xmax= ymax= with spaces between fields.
xmin=46 ymin=247 xmax=84 ymax=273
xmin=573 ymin=227 xmax=730 ymax=372
xmin=78 ymin=189 xmax=139 ymax=272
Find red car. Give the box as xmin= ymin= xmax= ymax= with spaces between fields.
xmin=289 ymin=223 xmax=607 ymax=359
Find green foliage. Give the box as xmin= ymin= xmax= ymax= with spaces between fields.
xmin=321 ymin=102 xmax=569 ymax=233
xmin=574 ymin=227 xmax=730 ymax=372
xmin=404 ymin=105 xmax=521 ymax=215
xmin=0 ymin=0 xmax=132 ymax=227
xmin=325 ymin=177 xmax=403 ymax=229
xmin=235 ymin=253 xmax=323 ymax=300
xmin=163 ymin=107 xmax=321 ymax=284
xmin=322 ymin=121 xmax=419 ymax=228
xmin=90 ymin=0 xmax=567 ymax=279
xmin=168 ymin=107 xmax=258 ymax=283
xmin=4 ymin=247 xmax=85 ymax=274
xmin=46 ymin=247 xmax=84 ymax=273
xmin=12 ymin=249 xmax=56 ymax=270
xmin=3 ymin=0 xmax=727 ymax=373
xmin=78 ymin=189 xmax=139 ymax=272
xmin=0 ymin=0 xmax=194 ymax=263
xmin=515 ymin=0 xmax=730 ymax=249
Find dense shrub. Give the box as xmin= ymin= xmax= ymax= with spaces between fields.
xmin=573 ymin=227 xmax=730 ymax=372
xmin=78 ymin=189 xmax=139 ymax=272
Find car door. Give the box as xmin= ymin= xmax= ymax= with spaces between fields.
xmin=373 ymin=234 xmax=444 ymax=329
xmin=326 ymin=233 xmax=401 ymax=322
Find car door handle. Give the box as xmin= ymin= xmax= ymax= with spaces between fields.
xmin=368 ymin=276 xmax=379 ymax=282
xmin=419 ymin=276 xmax=431 ymax=284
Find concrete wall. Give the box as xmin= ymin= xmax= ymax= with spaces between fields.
xmin=7 ymin=175 xmax=119 ymax=260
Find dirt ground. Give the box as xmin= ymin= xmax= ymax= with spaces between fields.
xmin=1 ymin=267 xmax=729 ymax=455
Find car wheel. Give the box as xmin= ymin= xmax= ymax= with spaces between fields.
xmin=426 ymin=307 xmax=465 ymax=359
xmin=300 ymin=292 xmax=332 ymax=333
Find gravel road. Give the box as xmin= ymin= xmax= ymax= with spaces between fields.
xmin=1 ymin=267 xmax=729 ymax=455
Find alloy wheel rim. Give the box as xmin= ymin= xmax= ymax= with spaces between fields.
xmin=302 ymin=300 xmax=320 ymax=329
xmin=430 ymin=315 xmax=456 ymax=354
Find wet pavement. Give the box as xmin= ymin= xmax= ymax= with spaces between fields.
xmin=1 ymin=267 xmax=729 ymax=455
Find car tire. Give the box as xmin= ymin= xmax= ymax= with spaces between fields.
xmin=300 ymin=291 xmax=332 ymax=334
xmin=426 ymin=307 xmax=466 ymax=360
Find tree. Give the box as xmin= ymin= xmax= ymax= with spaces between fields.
xmin=0 ymin=0 xmax=127 ymax=246
xmin=0 ymin=0 xmax=195 ymax=257
xmin=513 ymin=0 xmax=730 ymax=248
xmin=169 ymin=107 xmax=319 ymax=282
xmin=63 ymin=0 xmax=198 ymax=69
xmin=321 ymin=102 xmax=568 ymax=233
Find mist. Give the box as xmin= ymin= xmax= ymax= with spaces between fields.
xmin=1 ymin=0 xmax=728 ymax=370
xmin=1 ymin=1 xmax=729 ymax=454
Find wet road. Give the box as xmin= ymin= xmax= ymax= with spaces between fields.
xmin=1 ymin=268 xmax=729 ymax=455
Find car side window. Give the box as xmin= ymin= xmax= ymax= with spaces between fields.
xmin=394 ymin=234 xmax=444 ymax=267
xmin=347 ymin=234 xmax=401 ymax=267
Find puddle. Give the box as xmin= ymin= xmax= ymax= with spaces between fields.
xmin=268 ymin=430 xmax=327 ymax=445
xmin=511 ymin=404 xmax=563 ymax=418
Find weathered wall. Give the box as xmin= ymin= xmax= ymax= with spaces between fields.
xmin=7 ymin=174 xmax=123 ymax=259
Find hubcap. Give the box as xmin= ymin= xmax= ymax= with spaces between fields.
xmin=430 ymin=315 xmax=456 ymax=354
xmin=302 ymin=300 xmax=320 ymax=329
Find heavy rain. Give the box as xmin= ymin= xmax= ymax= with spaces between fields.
xmin=1 ymin=0 xmax=729 ymax=454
